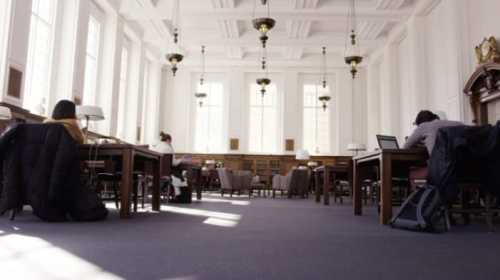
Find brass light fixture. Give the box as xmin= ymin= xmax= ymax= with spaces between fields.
xmin=318 ymin=96 xmax=331 ymax=111
xmin=166 ymin=0 xmax=183 ymax=76
xmin=256 ymin=47 xmax=271 ymax=96
xmin=344 ymin=0 xmax=363 ymax=79
xmin=252 ymin=0 xmax=276 ymax=48
xmin=318 ymin=47 xmax=331 ymax=111
xmin=195 ymin=92 xmax=207 ymax=107
xmin=195 ymin=46 xmax=207 ymax=107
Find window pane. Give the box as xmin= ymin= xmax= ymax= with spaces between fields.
xmin=82 ymin=15 xmax=101 ymax=106
xmin=249 ymin=82 xmax=278 ymax=153
xmin=302 ymin=84 xmax=331 ymax=154
xmin=23 ymin=0 xmax=57 ymax=114
xmin=194 ymin=81 xmax=225 ymax=153
xmin=116 ymin=47 xmax=129 ymax=138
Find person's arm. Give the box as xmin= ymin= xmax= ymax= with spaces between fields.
xmin=403 ymin=126 xmax=423 ymax=149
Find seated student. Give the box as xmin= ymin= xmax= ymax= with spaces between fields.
xmin=153 ymin=132 xmax=192 ymax=197
xmin=44 ymin=100 xmax=85 ymax=144
xmin=404 ymin=110 xmax=463 ymax=190
xmin=403 ymin=110 xmax=463 ymax=155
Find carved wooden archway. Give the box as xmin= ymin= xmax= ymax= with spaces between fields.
xmin=463 ymin=63 xmax=500 ymax=125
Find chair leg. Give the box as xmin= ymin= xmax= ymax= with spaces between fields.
xmin=141 ymin=180 xmax=146 ymax=209
xmin=112 ymin=182 xmax=120 ymax=209
xmin=230 ymin=190 xmax=233 ymax=198
xmin=133 ymin=181 xmax=138 ymax=213
xmin=272 ymin=190 xmax=276 ymax=199
xmin=221 ymin=189 xmax=224 ymax=197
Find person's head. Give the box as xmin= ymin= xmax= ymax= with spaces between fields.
xmin=52 ymin=100 xmax=77 ymax=120
xmin=160 ymin=132 xmax=172 ymax=144
xmin=414 ymin=110 xmax=440 ymax=126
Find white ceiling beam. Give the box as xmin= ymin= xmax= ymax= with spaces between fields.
xmin=358 ymin=22 xmax=387 ymax=40
xmin=283 ymin=47 xmax=304 ymax=60
xmin=375 ymin=0 xmax=407 ymax=10
xmin=286 ymin=20 xmax=312 ymax=38
xmin=210 ymin=0 xmax=236 ymax=9
xmin=226 ymin=46 xmax=244 ymax=59
xmin=290 ymin=0 xmax=320 ymax=9
xmin=125 ymin=9 xmax=411 ymax=23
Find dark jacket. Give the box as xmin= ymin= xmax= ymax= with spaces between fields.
xmin=427 ymin=122 xmax=500 ymax=202
xmin=0 ymin=124 xmax=107 ymax=221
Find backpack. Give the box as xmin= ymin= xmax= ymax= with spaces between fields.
xmin=390 ymin=184 xmax=450 ymax=233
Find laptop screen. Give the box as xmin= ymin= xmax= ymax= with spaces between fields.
xmin=376 ymin=135 xmax=399 ymax=150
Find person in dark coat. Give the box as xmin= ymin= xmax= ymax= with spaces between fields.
xmin=44 ymin=100 xmax=84 ymax=144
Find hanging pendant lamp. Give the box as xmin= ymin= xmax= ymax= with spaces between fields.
xmin=195 ymin=46 xmax=207 ymax=107
xmin=344 ymin=0 xmax=363 ymax=79
xmin=166 ymin=0 xmax=183 ymax=76
xmin=256 ymin=47 xmax=271 ymax=96
xmin=318 ymin=47 xmax=331 ymax=111
xmin=252 ymin=0 xmax=276 ymax=48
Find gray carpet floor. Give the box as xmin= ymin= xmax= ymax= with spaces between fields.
xmin=1 ymin=193 xmax=500 ymax=280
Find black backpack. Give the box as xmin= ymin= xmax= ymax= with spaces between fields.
xmin=390 ymin=184 xmax=449 ymax=233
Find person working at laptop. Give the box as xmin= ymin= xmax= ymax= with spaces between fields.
xmin=403 ymin=110 xmax=463 ymax=155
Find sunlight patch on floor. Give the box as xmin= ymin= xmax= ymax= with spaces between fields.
xmin=160 ymin=205 xmax=241 ymax=228
xmin=0 ymin=234 xmax=124 ymax=280
xmin=201 ymin=197 xmax=250 ymax=206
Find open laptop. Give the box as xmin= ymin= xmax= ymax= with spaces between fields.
xmin=376 ymin=135 xmax=400 ymax=150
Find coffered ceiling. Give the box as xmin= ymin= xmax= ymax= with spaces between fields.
xmin=120 ymin=0 xmax=418 ymax=67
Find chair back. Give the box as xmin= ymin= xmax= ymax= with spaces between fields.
xmin=289 ymin=169 xmax=309 ymax=195
xmin=217 ymin=168 xmax=232 ymax=190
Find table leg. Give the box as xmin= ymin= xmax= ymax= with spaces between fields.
xmin=380 ymin=155 xmax=393 ymax=224
xmin=152 ymin=158 xmax=160 ymax=211
xmin=315 ymin=171 xmax=321 ymax=203
xmin=120 ymin=149 xmax=134 ymax=218
xmin=323 ymin=167 xmax=331 ymax=205
xmin=196 ymin=172 xmax=202 ymax=200
xmin=353 ymin=161 xmax=362 ymax=216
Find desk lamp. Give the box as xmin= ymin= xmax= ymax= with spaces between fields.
xmin=0 ymin=106 xmax=12 ymax=120
xmin=347 ymin=143 xmax=366 ymax=156
xmin=76 ymin=105 xmax=105 ymax=142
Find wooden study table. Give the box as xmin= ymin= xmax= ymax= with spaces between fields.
xmin=79 ymin=144 xmax=162 ymax=218
xmin=314 ymin=165 xmax=352 ymax=205
xmin=352 ymin=149 xmax=428 ymax=224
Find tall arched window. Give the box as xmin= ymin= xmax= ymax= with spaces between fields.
xmin=248 ymin=83 xmax=279 ymax=153
xmin=194 ymin=81 xmax=225 ymax=153
xmin=303 ymin=83 xmax=331 ymax=154
xmin=24 ymin=0 xmax=58 ymax=115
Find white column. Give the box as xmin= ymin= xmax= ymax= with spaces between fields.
xmin=123 ymin=41 xmax=145 ymax=143
xmin=96 ymin=12 xmax=124 ymax=135
xmin=379 ymin=43 xmax=400 ymax=139
xmin=366 ymin=60 xmax=381 ymax=150
xmin=283 ymin=71 xmax=299 ymax=154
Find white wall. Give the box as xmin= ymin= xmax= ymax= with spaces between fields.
xmin=366 ymin=0 xmax=500 ymax=148
xmin=160 ymin=65 xmax=367 ymax=155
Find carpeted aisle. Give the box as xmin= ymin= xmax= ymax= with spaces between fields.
xmin=0 ymin=193 xmax=499 ymax=280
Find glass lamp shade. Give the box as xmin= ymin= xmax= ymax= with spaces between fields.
xmin=166 ymin=53 xmax=184 ymax=76
xmin=256 ymin=78 xmax=271 ymax=95
xmin=76 ymin=106 xmax=105 ymax=121
xmin=345 ymin=55 xmax=363 ymax=79
xmin=295 ymin=149 xmax=310 ymax=160
xmin=252 ymin=18 xmax=276 ymax=48
xmin=318 ymin=95 xmax=331 ymax=111
xmin=195 ymin=92 xmax=207 ymax=107
xmin=0 ymin=106 xmax=12 ymax=120
xmin=347 ymin=143 xmax=366 ymax=152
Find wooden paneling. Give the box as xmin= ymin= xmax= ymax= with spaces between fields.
xmin=178 ymin=152 xmax=351 ymax=184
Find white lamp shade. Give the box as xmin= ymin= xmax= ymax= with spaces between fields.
xmin=76 ymin=106 xmax=105 ymax=121
xmin=0 ymin=106 xmax=12 ymax=120
xmin=295 ymin=149 xmax=310 ymax=160
xmin=347 ymin=143 xmax=366 ymax=151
